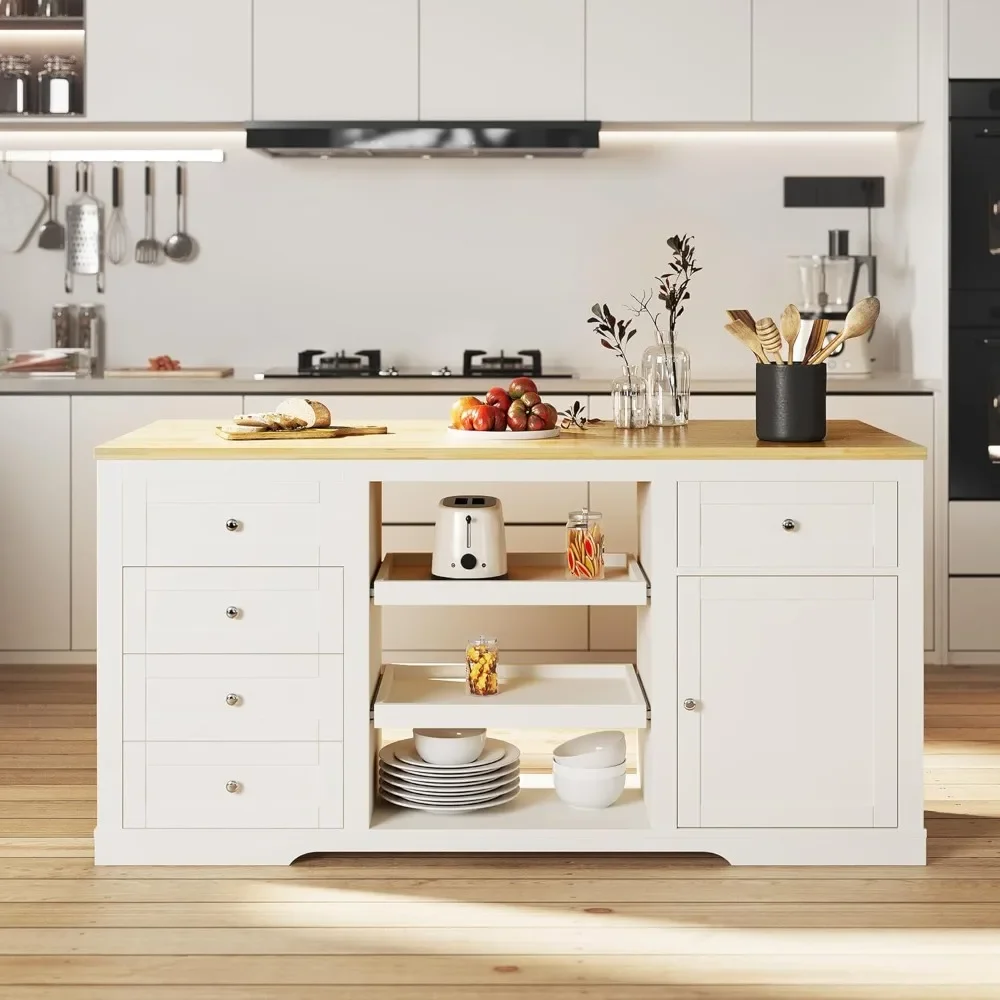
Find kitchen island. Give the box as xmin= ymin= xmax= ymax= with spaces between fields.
xmin=95 ymin=419 xmax=926 ymax=866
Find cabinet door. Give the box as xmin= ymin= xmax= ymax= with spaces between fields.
xmin=419 ymin=0 xmax=585 ymax=119
xmin=950 ymin=0 xmax=1000 ymax=78
xmin=586 ymin=0 xmax=750 ymax=123
xmin=677 ymin=576 xmax=897 ymax=829
xmin=86 ymin=0 xmax=252 ymax=122
xmin=72 ymin=396 xmax=234 ymax=651
xmin=253 ymin=0 xmax=418 ymax=120
xmin=0 ymin=397 xmax=70 ymax=651
xmin=752 ymin=0 xmax=918 ymax=123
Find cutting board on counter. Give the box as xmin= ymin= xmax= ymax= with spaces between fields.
xmin=104 ymin=367 xmax=235 ymax=378
xmin=216 ymin=425 xmax=389 ymax=441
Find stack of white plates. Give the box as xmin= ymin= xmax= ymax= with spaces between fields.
xmin=378 ymin=738 xmax=521 ymax=813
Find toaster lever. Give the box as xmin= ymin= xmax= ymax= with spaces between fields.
xmin=466 ymin=515 xmax=472 ymax=549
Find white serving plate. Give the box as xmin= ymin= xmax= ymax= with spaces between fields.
xmin=385 ymin=738 xmax=519 ymax=774
xmin=378 ymin=759 xmax=520 ymax=787
xmin=378 ymin=785 xmax=521 ymax=814
xmin=446 ymin=427 xmax=560 ymax=443
xmin=379 ymin=774 xmax=520 ymax=806
xmin=379 ymin=769 xmax=520 ymax=798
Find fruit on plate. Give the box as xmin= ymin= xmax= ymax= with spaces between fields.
xmin=491 ymin=406 xmax=508 ymax=431
xmin=508 ymin=377 xmax=538 ymax=400
xmin=149 ymin=354 xmax=181 ymax=371
xmin=506 ymin=399 xmax=528 ymax=432
xmin=471 ymin=404 xmax=497 ymax=432
xmin=519 ymin=390 xmax=542 ymax=410
xmin=486 ymin=386 xmax=512 ymax=413
xmin=450 ymin=395 xmax=482 ymax=429
xmin=275 ymin=398 xmax=331 ymax=429
xmin=534 ymin=401 xmax=559 ymax=430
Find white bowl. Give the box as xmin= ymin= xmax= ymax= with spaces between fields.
xmin=552 ymin=759 xmax=627 ymax=810
xmin=412 ymin=728 xmax=487 ymax=766
xmin=552 ymin=731 xmax=626 ymax=769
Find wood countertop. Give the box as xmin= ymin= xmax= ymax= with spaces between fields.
xmin=95 ymin=419 xmax=926 ymax=461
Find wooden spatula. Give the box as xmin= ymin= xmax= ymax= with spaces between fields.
xmin=803 ymin=318 xmax=830 ymax=364
xmin=725 ymin=322 xmax=769 ymax=364
xmin=809 ymin=297 xmax=880 ymax=366
xmin=779 ymin=304 xmax=801 ymax=364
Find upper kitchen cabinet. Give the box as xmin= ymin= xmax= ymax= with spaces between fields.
xmin=419 ymin=0 xmax=585 ymax=120
xmin=950 ymin=0 xmax=1000 ymax=78
xmin=586 ymin=0 xmax=751 ymax=123
xmin=752 ymin=0 xmax=919 ymax=124
xmin=253 ymin=0 xmax=419 ymax=120
xmin=85 ymin=0 xmax=252 ymax=122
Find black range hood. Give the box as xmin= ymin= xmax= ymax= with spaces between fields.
xmin=246 ymin=121 xmax=601 ymax=158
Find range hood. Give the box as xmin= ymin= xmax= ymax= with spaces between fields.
xmin=246 ymin=122 xmax=600 ymax=158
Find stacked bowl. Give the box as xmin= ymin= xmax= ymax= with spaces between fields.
xmin=552 ymin=731 xmax=627 ymax=809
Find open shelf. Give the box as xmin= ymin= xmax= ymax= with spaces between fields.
xmin=373 ymin=552 xmax=648 ymax=607
xmin=0 ymin=16 xmax=83 ymax=29
xmin=374 ymin=662 xmax=648 ymax=729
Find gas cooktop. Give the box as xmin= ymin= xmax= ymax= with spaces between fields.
xmin=255 ymin=349 xmax=573 ymax=380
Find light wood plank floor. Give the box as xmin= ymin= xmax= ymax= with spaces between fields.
xmin=2 ymin=665 xmax=1000 ymax=999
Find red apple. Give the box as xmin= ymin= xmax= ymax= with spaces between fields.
xmin=534 ymin=402 xmax=559 ymax=430
xmin=472 ymin=405 xmax=496 ymax=432
xmin=508 ymin=377 xmax=538 ymax=400
xmin=486 ymin=387 xmax=512 ymax=412
xmin=527 ymin=413 xmax=547 ymax=432
xmin=491 ymin=406 xmax=508 ymax=431
xmin=451 ymin=395 xmax=482 ymax=429
xmin=507 ymin=401 xmax=529 ymax=432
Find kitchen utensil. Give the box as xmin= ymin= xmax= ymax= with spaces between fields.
xmin=37 ymin=163 xmax=65 ymax=251
xmin=215 ymin=424 xmax=388 ymax=441
xmin=553 ymin=731 xmax=626 ymax=769
xmin=725 ymin=322 xmax=769 ymax=364
xmin=726 ymin=308 xmax=757 ymax=333
xmin=431 ymin=495 xmax=507 ymax=580
xmin=64 ymin=162 xmax=104 ymax=294
xmin=552 ymin=759 xmax=627 ymax=809
xmin=105 ymin=366 xmax=234 ymax=378
xmin=809 ymin=296 xmax=881 ymax=365
xmin=780 ymin=303 xmax=801 ymax=364
xmin=803 ymin=318 xmax=830 ymax=363
xmin=135 ymin=164 xmax=161 ymax=265
xmin=413 ymin=728 xmax=487 ymax=766
xmin=0 ymin=157 xmax=46 ymax=253
xmin=755 ymin=317 xmax=784 ymax=363
xmin=163 ymin=164 xmax=194 ymax=262
xmin=106 ymin=163 xmax=128 ymax=266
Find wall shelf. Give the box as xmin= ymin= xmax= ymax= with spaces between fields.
xmin=373 ymin=662 xmax=648 ymax=730
xmin=0 ymin=16 xmax=83 ymax=30
xmin=373 ymin=552 xmax=649 ymax=607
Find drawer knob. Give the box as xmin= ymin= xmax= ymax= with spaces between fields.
xmin=225 ymin=780 xmax=242 ymax=794
xmin=683 ymin=698 xmax=699 ymax=711
xmin=781 ymin=519 xmax=797 ymax=532
xmin=225 ymin=693 xmax=242 ymax=707
xmin=225 ymin=518 xmax=242 ymax=532
xmin=225 ymin=606 xmax=241 ymax=620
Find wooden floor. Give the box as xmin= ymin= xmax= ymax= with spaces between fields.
xmin=3 ymin=667 xmax=1000 ymax=999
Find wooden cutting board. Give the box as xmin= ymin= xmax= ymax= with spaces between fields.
xmin=105 ymin=367 xmax=235 ymax=378
xmin=216 ymin=425 xmax=389 ymax=441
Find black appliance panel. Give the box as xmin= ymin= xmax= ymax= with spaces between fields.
xmin=950 ymin=325 xmax=1000 ymax=499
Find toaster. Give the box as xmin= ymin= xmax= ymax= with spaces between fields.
xmin=431 ymin=496 xmax=508 ymax=580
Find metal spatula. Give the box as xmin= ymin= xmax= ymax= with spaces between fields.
xmin=135 ymin=163 xmax=161 ymax=265
xmin=38 ymin=163 xmax=65 ymax=251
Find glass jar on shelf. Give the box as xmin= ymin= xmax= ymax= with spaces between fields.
xmin=611 ymin=364 xmax=648 ymax=429
xmin=0 ymin=0 xmax=23 ymax=17
xmin=566 ymin=508 xmax=604 ymax=580
xmin=36 ymin=0 xmax=67 ymax=16
xmin=466 ymin=637 xmax=499 ymax=696
xmin=0 ymin=55 xmax=32 ymax=115
xmin=642 ymin=342 xmax=691 ymax=427
xmin=37 ymin=54 xmax=78 ymax=115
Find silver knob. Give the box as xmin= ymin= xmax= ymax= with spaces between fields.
xmin=225 ymin=780 xmax=241 ymax=794
xmin=782 ymin=519 xmax=797 ymax=532
xmin=683 ymin=698 xmax=698 ymax=711
xmin=225 ymin=518 xmax=241 ymax=532
xmin=225 ymin=606 xmax=241 ymax=620
xmin=225 ymin=693 xmax=241 ymax=707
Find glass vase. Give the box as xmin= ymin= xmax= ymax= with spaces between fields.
xmin=611 ymin=365 xmax=648 ymax=429
xmin=642 ymin=342 xmax=691 ymax=427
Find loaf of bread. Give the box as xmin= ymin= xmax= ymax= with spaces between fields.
xmin=276 ymin=398 xmax=331 ymax=429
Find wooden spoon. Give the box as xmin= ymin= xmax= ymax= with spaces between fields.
xmin=755 ymin=317 xmax=784 ymax=363
xmin=809 ymin=297 xmax=880 ymax=366
xmin=725 ymin=322 xmax=768 ymax=364
xmin=779 ymin=304 xmax=801 ymax=364
xmin=803 ymin=318 xmax=830 ymax=364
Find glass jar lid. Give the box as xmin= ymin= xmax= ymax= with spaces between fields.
xmin=567 ymin=508 xmax=603 ymax=526
xmin=40 ymin=54 xmax=76 ymax=73
xmin=0 ymin=54 xmax=32 ymax=74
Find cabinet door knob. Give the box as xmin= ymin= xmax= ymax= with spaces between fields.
xmin=225 ymin=606 xmax=241 ymax=620
xmin=225 ymin=693 xmax=241 ymax=707
xmin=225 ymin=518 xmax=242 ymax=532
xmin=225 ymin=780 xmax=242 ymax=794
xmin=683 ymin=698 xmax=699 ymax=711
xmin=781 ymin=518 xmax=797 ymax=532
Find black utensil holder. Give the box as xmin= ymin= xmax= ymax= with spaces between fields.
xmin=756 ymin=363 xmax=827 ymax=442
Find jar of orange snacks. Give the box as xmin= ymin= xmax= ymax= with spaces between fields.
xmin=566 ymin=509 xmax=605 ymax=580
xmin=466 ymin=637 xmax=499 ymax=696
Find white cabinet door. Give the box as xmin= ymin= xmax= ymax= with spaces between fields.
xmin=72 ymin=396 xmax=234 ymax=651
xmin=586 ymin=0 xmax=750 ymax=123
xmin=677 ymin=576 xmax=897 ymax=829
xmin=253 ymin=0 xmax=418 ymax=120
xmin=86 ymin=0 xmax=252 ymax=122
xmin=419 ymin=0 xmax=585 ymax=119
xmin=950 ymin=0 xmax=1000 ymax=78
xmin=752 ymin=0 xmax=919 ymax=123
xmin=0 ymin=397 xmax=70 ymax=651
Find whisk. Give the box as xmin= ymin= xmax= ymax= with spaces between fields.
xmin=106 ymin=163 xmax=129 ymax=266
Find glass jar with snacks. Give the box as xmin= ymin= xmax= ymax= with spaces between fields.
xmin=0 ymin=55 xmax=32 ymax=115
xmin=566 ymin=509 xmax=605 ymax=580
xmin=466 ymin=637 xmax=499 ymax=696
xmin=37 ymin=54 xmax=78 ymax=115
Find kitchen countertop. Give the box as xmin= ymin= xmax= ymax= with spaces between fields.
xmin=0 ymin=372 xmax=940 ymax=395
xmin=96 ymin=419 xmax=926 ymax=461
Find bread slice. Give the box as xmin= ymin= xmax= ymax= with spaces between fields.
xmin=233 ymin=412 xmax=286 ymax=431
xmin=276 ymin=397 xmax=331 ymax=429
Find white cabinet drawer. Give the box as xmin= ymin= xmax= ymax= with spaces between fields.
xmin=677 ymin=482 xmax=897 ymax=569
xmin=950 ymin=503 xmax=1000 ymax=576
xmin=125 ymin=742 xmax=343 ymax=829
xmin=124 ymin=568 xmax=344 ymax=655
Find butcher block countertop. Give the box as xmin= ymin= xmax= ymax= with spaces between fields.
xmin=95 ymin=419 xmax=926 ymax=461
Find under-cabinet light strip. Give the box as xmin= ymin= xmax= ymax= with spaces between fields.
xmin=2 ymin=149 xmax=225 ymax=162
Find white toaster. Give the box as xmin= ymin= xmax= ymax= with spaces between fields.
xmin=431 ymin=496 xmax=508 ymax=580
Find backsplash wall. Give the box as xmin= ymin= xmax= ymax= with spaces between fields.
xmin=0 ymin=131 xmax=917 ymax=377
